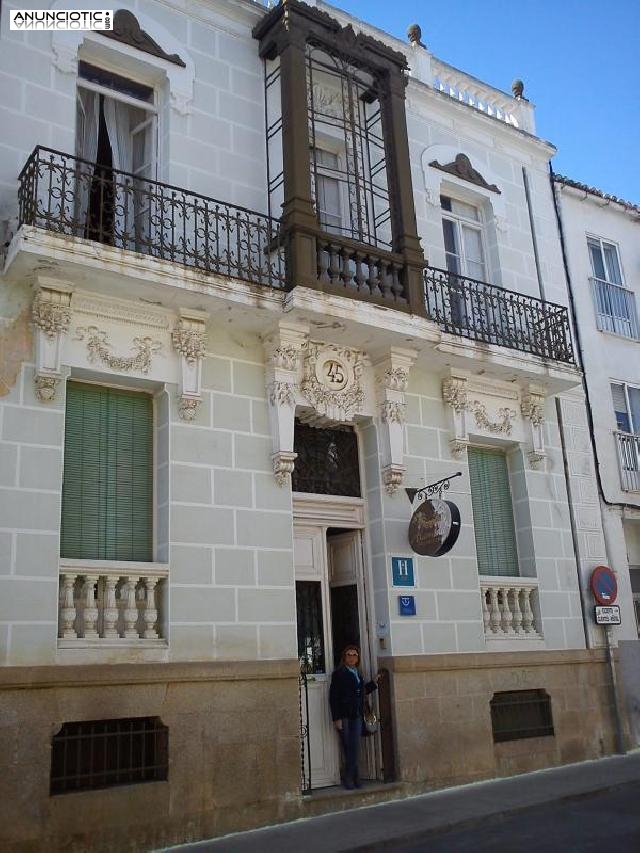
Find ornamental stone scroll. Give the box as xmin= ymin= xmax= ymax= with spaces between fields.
xmin=172 ymin=310 xmax=208 ymax=421
xmin=32 ymin=278 xmax=73 ymax=402
xmin=521 ymin=388 xmax=547 ymax=469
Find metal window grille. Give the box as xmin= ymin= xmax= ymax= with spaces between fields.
xmin=292 ymin=421 xmax=361 ymax=497
xmin=50 ymin=717 xmax=168 ymax=795
xmin=490 ymin=689 xmax=554 ymax=743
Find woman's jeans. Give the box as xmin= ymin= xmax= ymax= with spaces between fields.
xmin=338 ymin=717 xmax=361 ymax=786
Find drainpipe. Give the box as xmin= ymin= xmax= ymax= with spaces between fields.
xmin=522 ymin=166 xmax=545 ymax=301
xmin=550 ymin=162 xmax=627 ymax=753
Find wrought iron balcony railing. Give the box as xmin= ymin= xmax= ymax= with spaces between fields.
xmin=615 ymin=431 xmax=640 ymax=492
xmin=424 ymin=265 xmax=574 ymax=363
xmin=17 ymin=146 xmax=286 ymax=289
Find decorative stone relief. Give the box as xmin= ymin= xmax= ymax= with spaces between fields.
xmin=172 ymin=310 xmax=208 ymax=421
xmin=75 ymin=326 xmax=162 ymax=373
xmin=442 ymin=377 xmax=468 ymax=413
xmin=442 ymin=375 xmax=469 ymax=456
xmin=32 ymin=279 xmax=73 ymax=402
xmin=429 ymin=153 xmax=501 ymax=194
xmin=263 ymin=322 xmax=309 ymax=487
xmin=469 ymin=400 xmax=517 ymax=435
xmin=375 ymin=347 xmax=417 ymax=494
xmin=301 ymin=342 xmax=365 ymax=423
xmin=521 ymin=388 xmax=547 ymax=468
xmin=100 ymin=9 xmax=186 ymax=67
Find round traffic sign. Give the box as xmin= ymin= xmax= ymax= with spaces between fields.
xmin=590 ymin=565 xmax=617 ymax=606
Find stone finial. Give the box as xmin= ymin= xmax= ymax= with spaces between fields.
xmin=407 ymin=24 xmax=425 ymax=48
xmin=512 ymin=78 xmax=525 ymax=100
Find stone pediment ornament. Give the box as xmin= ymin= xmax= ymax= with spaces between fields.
xmin=429 ymin=153 xmax=501 ymax=195
xmin=100 ymin=9 xmax=186 ymax=68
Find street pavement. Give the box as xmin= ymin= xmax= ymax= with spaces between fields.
xmin=161 ymin=752 xmax=640 ymax=853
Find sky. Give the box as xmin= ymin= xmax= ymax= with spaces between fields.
xmin=326 ymin=0 xmax=640 ymax=203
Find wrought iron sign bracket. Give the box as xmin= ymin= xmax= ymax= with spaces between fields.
xmin=405 ymin=471 xmax=462 ymax=505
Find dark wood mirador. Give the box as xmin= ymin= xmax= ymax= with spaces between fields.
xmin=253 ymin=0 xmax=426 ymax=315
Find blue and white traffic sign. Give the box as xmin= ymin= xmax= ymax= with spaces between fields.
xmin=398 ymin=595 xmax=416 ymax=616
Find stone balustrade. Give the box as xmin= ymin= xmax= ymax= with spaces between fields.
xmin=479 ymin=576 xmax=542 ymax=639
xmin=430 ymin=57 xmax=535 ymax=134
xmin=58 ymin=562 xmax=168 ymax=646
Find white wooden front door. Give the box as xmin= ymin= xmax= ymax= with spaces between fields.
xmin=294 ymin=525 xmax=368 ymax=789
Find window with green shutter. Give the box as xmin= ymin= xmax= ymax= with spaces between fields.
xmin=468 ymin=447 xmax=519 ymax=577
xmin=60 ymin=383 xmax=153 ymax=561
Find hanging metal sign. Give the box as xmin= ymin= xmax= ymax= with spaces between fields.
xmin=406 ymin=473 xmax=462 ymax=557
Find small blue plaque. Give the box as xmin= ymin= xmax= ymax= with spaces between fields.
xmin=398 ymin=595 xmax=416 ymax=616
xmin=392 ymin=557 xmax=415 ymax=587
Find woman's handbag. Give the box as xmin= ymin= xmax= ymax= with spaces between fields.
xmin=363 ymin=700 xmax=379 ymax=735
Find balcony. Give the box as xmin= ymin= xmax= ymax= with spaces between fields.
xmin=590 ymin=276 xmax=640 ymax=340
xmin=17 ymin=146 xmax=285 ymax=289
xmin=14 ymin=148 xmax=576 ymax=367
xmin=615 ymin=431 xmax=640 ymax=492
xmin=424 ymin=266 xmax=574 ymax=364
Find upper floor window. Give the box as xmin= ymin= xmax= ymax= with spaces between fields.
xmin=314 ymin=148 xmax=342 ymax=233
xmin=588 ymin=237 xmax=639 ymax=339
xmin=441 ymin=196 xmax=487 ymax=282
xmin=611 ymin=382 xmax=640 ymax=435
xmin=76 ymin=62 xmax=158 ymax=247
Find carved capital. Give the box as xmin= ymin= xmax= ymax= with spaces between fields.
xmin=178 ymin=396 xmax=200 ymax=422
xmin=442 ymin=377 xmax=468 ymax=413
xmin=32 ymin=293 xmax=71 ymax=339
xmin=382 ymin=366 xmax=409 ymax=393
xmin=273 ymin=451 xmax=297 ymax=487
xmin=271 ymin=345 xmax=300 ymax=372
xmin=450 ymin=438 xmax=469 ymax=458
xmin=521 ymin=393 xmax=545 ymax=427
xmin=382 ymin=463 xmax=405 ymax=496
xmin=172 ymin=319 xmax=207 ymax=364
xmin=528 ymin=450 xmax=547 ymax=470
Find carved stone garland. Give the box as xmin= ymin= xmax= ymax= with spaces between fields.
xmin=172 ymin=311 xmax=208 ymax=421
xmin=32 ymin=280 xmax=73 ymax=402
xmin=376 ymin=349 xmax=416 ymax=495
xmin=75 ymin=326 xmax=163 ymax=373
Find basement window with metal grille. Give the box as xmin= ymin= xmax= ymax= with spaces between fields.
xmin=50 ymin=717 xmax=168 ymax=795
xmin=490 ymin=689 xmax=554 ymax=743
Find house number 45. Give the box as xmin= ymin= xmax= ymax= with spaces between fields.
xmin=323 ymin=359 xmax=347 ymax=389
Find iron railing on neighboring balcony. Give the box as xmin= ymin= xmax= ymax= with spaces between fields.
xmin=17 ymin=146 xmax=286 ymax=289
xmin=615 ymin=431 xmax=640 ymax=492
xmin=424 ymin=265 xmax=575 ymax=363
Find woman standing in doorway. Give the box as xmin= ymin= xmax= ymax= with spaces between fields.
xmin=329 ymin=645 xmax=378 ymax=790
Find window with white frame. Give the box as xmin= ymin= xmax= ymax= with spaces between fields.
xmin=76 ymin=62 xmax=158 ymax=248
xmin=441 ymin=196 xmax=487 ymax=282
xmin=314 ymin=148 xmax=342 ymax=234
xmin=588 ymin=237 xmax=639 ymax=339
xmin=611 ymin=382 xmax=640 ymax=490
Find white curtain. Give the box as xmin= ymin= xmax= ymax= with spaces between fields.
xmin=103 ymin=97 xmax=134 ymax=246
xmin=75 ymin=88 xmax=100 ymax=233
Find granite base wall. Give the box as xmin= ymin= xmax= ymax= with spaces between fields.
xmin=381 ymin=649 xmax=623 ymax=789
xmin=0 ymin=660 xmax=300 ymax=852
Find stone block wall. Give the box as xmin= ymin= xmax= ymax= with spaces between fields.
xmin=0 ymin=660 xmax=300 ymax=852
xmin=384 ymin=649 xmax=619 ymax=790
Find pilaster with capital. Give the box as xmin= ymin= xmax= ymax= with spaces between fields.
xmin=172 ymin=309 xmax=208 ymax=421
xmin=32 ymin=278 xmax=73 ymax=402
xmin=521 ymin=387 xmax=547 ymax=468
xmin=263 ymin=322 xmax=309 ymax=486
xmin=375 ymin=347 xmax=417 ymax=494
xmin=442 ymin=374 xmax=469 ymax=457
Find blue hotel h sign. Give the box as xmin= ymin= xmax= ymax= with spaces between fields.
xmin=392 ymin=557 xmax=414 ymax=587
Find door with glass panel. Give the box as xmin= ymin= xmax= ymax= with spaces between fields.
xmin=294 ymin=525 xmax=367 ymax=788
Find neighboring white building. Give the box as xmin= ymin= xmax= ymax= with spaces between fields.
xmin=0 ymin=1 xmax=630 ymax=848
xmin=554 ymin=173 xmax=640 ymax=739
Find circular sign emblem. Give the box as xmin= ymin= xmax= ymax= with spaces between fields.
xmin=316 ymin=357 xmax=350 ymax=392
xmin=590 ymin=565 xmax=618 ymax=605
xmin=408 ymin=498 xmax=461 ymax=557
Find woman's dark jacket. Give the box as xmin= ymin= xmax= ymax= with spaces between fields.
xmin=329 ymin=666 xmax=377 ymax=721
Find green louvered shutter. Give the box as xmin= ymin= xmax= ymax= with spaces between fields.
xmin=60 ymin=383 xmax=153 ymax=561
xmin=468 ymin=447 xmax=519 ymax=577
